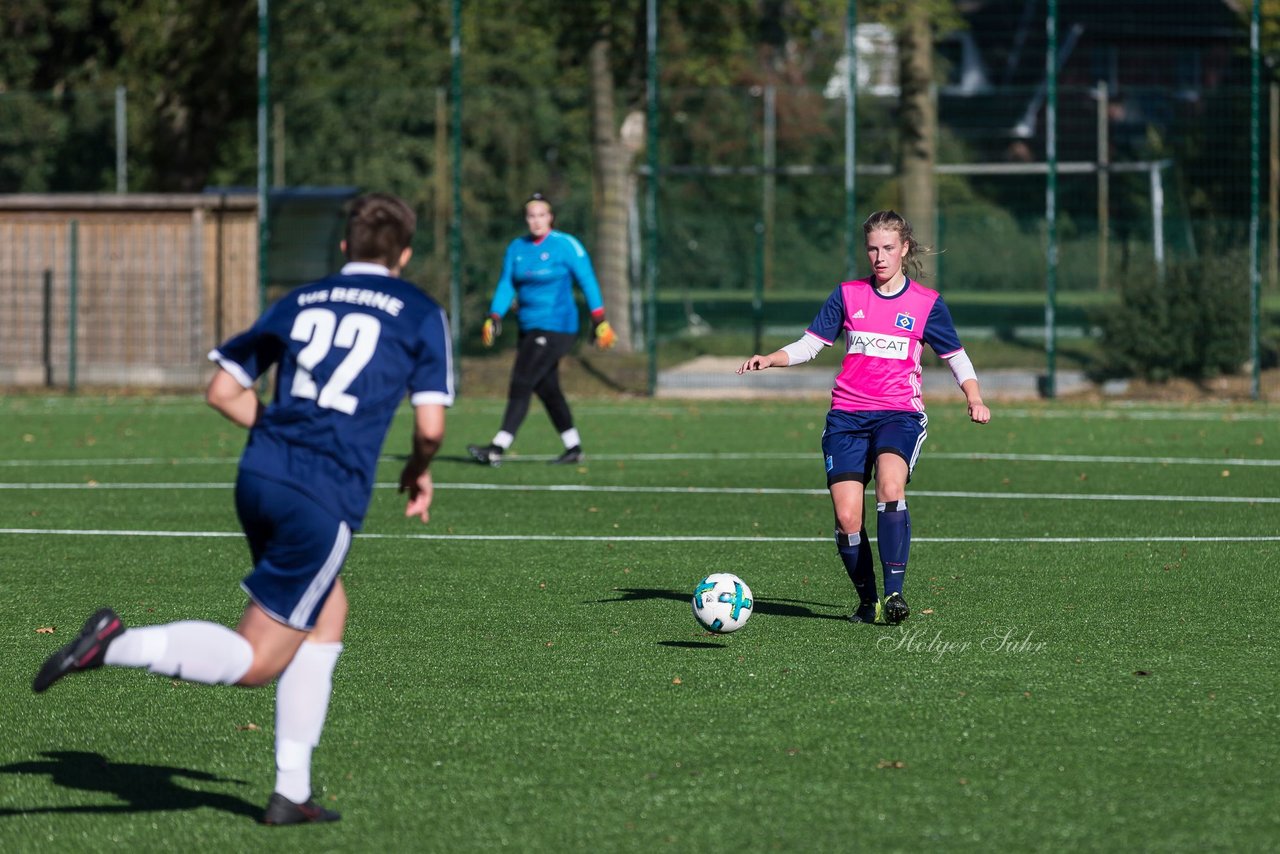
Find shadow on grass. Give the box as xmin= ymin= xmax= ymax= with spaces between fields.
xmin=0 ymin=751 xmax=261 ymax=819
xmin=658 ymin=640 xmax=726 ymax=649
xmin=599 ymin=587 xmax=847 ymax=621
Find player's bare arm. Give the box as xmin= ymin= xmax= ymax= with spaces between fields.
xmin=737 ymin=351 xmax=790 ymax=374
xmin=740 ymin=332 xmax=828 ymax=375
xmin=401 ymin=403 xmax=445 ymax=522
xmin=206 ymin=368 xmax=263 ymax=428
xmin=960 ymin=379 xmax=991 ymax=424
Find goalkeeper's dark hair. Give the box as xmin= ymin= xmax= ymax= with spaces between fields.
xmin=862 ymin=209 xmax=931 ymax=279
xmin=345 ymin=193 xmax=416 ymax=268
xmin=524 ymin=191 xmax=555 ymax=223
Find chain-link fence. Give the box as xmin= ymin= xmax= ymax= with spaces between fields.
xmin=2 ymin=2 xmax=1275 ymax=397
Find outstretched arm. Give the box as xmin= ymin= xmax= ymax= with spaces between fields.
xmin=400 ymin=403 xmax=446 ymax=523
xmin=737 ymin=350 xmax=791 ymax=373
xmin=738 ymin=331 xmax=826 ymax=374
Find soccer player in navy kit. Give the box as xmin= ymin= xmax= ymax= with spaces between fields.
xmin=467 ymin=192 xmax=615 ymax=466
xmin=32 ymin=193 xmax=454 ymax=825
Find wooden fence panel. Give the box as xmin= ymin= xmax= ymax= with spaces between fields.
xmin=0 ymin=194 xmax=258 ymax=388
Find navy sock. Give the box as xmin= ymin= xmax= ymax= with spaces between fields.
xmin=835 ymin=529 xmax=877 ymax=605
xmin=877 ymin=500 xmax=910 ymax=597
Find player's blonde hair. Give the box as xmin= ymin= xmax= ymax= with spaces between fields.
xmin=862 ymin=209 xmax=931 ymax=280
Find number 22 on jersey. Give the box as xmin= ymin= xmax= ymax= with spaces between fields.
xmin=289 ymin=308 xmax=382 ymax=414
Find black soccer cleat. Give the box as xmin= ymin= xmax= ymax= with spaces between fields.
xmin=467 ymin=443 xmax=503 ymax=467
xmin=882 ymin=592 xmax=910 ymax=625
xmin=261 ymin=792 xmax=342 ymax=825
xmin=33 ymin=607 xmax=125 ymax=693
xmin=549 ymin=446 xmax=583 ymax=465
xmin=848 ymin=600 xmax=881 ymax=624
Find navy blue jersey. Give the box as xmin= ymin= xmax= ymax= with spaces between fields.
xmin=209 ymin=263 xmax=454 ymax=528
xmin=488 ymin=230 xmax=604 ymax=334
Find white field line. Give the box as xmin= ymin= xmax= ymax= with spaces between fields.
xmin=0 ymin=457 xmax=242 ymax=467
xmin=3 ymin=450 xmax=1279 ymax=468
xmin=1 ymin=480 xmax=1276 ymax=504
xmin=4 ymin=399 xmax=1275 ymax=422
xmin=2 ymin=528 xmax=1278 ymax=545
xmin=583 ymin=406 xmax=1271 ymax=422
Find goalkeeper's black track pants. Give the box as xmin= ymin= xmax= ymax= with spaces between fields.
xmin=500 ymin=329 xmax=577 ymax=438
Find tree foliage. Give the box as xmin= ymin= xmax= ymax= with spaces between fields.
xmin=1095 ymin=256 xmax=1252 ymax=381
xmin=1 ymin=0 xmax=257 ymax=191
xmin=6 ymin=0 xmax=1258 ymax=328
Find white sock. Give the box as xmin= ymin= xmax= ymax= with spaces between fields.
xmin=560 ymin=428 xmax=581 ymax=450
xmin=103 ymin=622 xmax=253 ymax=685
xmin=274 ymin=641 xmax=343 ymax=803
xmin=492 ymin=431 xmax=514 ymax=450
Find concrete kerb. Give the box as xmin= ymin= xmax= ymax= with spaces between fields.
xmin=655 ymin=356 xmax=1092 ymax=400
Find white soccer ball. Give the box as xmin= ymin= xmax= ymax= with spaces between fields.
xmin=691 ymin=572 xmax=754 ymax=634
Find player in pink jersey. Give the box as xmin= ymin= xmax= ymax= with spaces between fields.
xmin=738 ymin=210 xmax=990 ymax=625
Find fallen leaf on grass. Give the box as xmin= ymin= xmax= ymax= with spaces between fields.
xmin=876 ymin=759 xmax=906 ymax=769
xmin=36 ymin=626 xmax=56 ymax=634
xmin=236 ymin=723 xmax=260 ymax=731
xmin=671 ymin=677 xmax=682 ymax=685
xmin=921 ymin=608 xmax=934 ymax=615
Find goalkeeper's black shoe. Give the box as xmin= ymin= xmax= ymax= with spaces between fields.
xmin=848 ymin=600 xmax=881 ymax=624
xmin=467 ymin=444 xmax=503 ymax=467
xmin=33 ymin=607 xmax=125 ymax=693
xmin=261 ymin=792 xmax=341 ymax=825
xmin=882 ymin=592 xmax=910 ymax=625
xmin=549 ymin=446 xmax=583 ymax=465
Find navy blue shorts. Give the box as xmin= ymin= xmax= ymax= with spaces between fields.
xmin=235 ymin=470 xmax=351 ymax=630
xmin=821 ymin=409 xmax=928 ymax=486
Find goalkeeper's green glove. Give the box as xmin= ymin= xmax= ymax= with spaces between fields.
xmin=591 ymin=309 xmax=616 ymax=350
xmin=481 ymin=314 xmax=501 ymax=347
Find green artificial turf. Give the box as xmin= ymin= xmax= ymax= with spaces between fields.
xmin=1 ymin=395 xmax=1277 ymax=851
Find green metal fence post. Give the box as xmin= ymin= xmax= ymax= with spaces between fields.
xmin=845 ymin=0 xmax=858 ymax=279
xmin=754 ymin=221 xmax=765 ymax=355
xmin=1250 ymin=0 xmax=1262 ymax=401
xmin=68 ymin=220 xmax=79 ymax=392
xmin=115 ymin=85 xmax=127 ymax=193
xmin=43 ymin=269 xmax=53 ymax=387
xmin=645 ymin=0 xmax=659 ymax=396
xmin=257 ymin=0 xmax=270 ymax=314
xmin=450 ymin=0 xmax=464 ymax=381
xmin=1044 ymin=0 xmax=1058 ymax=399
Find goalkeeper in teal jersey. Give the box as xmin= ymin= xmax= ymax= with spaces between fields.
xmin=468 ymin=192 xmax=616 ymax=466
